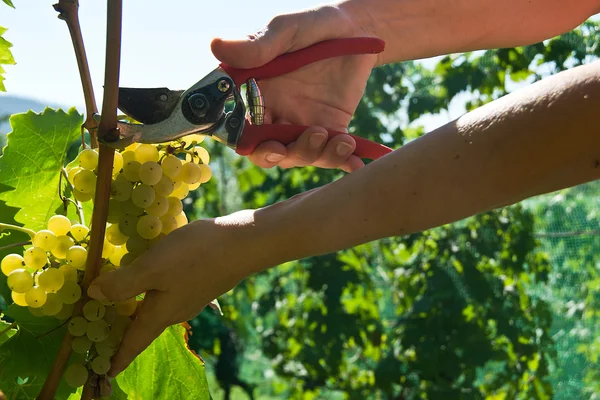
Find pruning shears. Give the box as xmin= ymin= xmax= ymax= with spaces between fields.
xmin=101 ymin=37 xmax=393 ymax=160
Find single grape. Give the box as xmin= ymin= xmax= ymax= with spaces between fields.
xmin=125 ymin=234 xmax=151 ymax=255
xmin=94 ymin=339 xmax=118 ymax=358
xmin=171 ymin=182 xmax=189 ymax=200
xmin=110 ymin=175 xmax=134 ymax=201
xmin=25 ymin=286 xmax=47 ymax=308
xmin=113 ymin=151 xmax=124 ymax=175
xmin=121 ymin=149 xmax=136 ymax=164
xmin=123 ymin=160 xmax=142 ymax=182
xmin=52 ymin=235 xmax=75 ymax=259
xmin=186 ymin=145 xmax=210 ymax=164
xmin=115 ymin=297 xmax=138 ymax=317
xmin=78 ymin=149 xmax=99 ymax=170
xmin=40 ymin=293 xmax=63 ymax=316
xmin=86 ymin=319 xmax=110 ymax=342
xmin=178 ymin=162 xmax=202 ymax=184
xmin=59 ymin=264 xmax=78 ymax=281
xmin=91 ymin=355 xmax=112 ymax=375
xmin=24 ymin=246 xmax=48 ymax=270
xmin=55 ymin=301 xmax=75 ymax=320
xmin=102 ymin=239 xmax=115 ymax=259
xmin=70 ymin=224 xmax=90 ymax=242
xmin=135 ymin=144 xmax=159 ymax=164
xmin=28 ymin=306 xmax=45 ymax=317
xmin=1 ymin=254 xmax=24 ymax=276
xmin=38 ymin=268 xmax=65 ymax=292
xmin=119 ymin=252 xmax=138 ymax=267
xmin=120 ymin=199 xmax=144 ymax=216
xmin=160 ymin=215 xmax=177 ymax=235
xmin=146 ymin=195 xmax=168 ymax=217
xmin=109 ymin=245 xmax=127 ymax=266
xmin=68 ymin=316 xmax=88 ymax=336
xmin=110 ymin=316 xmax=132 ymax=338
xmin=161 ymin=155 xmax=182 ymax=179
xmin=166 ymin=197 xmax=183 ymax=217
xmin=137 ymin=215 xmax=162 ymax=240
xmin=66 ymin=246 xmax=87 ymax=269
xmin=7 ymin=269 xmax=34 ymax=293
xmin=118 ymin=215 xmax=139 ymax=237
xmin=73 ymin=169 xmax=97 ymax=194
xmin=11 ymin=291 xmax=27 ymax=306
xmin=106 ymin=224 xmax=128 ymax=246
xmin=182 ymin=133 xmax=205 ymax=144
xmin=175 ymin=211 xmax=188 ymax=228
xmin=64 ymin=363 xmax=88 ymax=388
xmin=83 ymin=299 xmax=106 ymax=322
xmin=198 ymin=164 xmax=212 ymax=183
xmin=72 ymin=335 xmax=93 ymax=354
xmin=188 ymin=180 xmax=201 ymax=191
xmin=47 ymin=215 xmax=71 ymax=236
xmin=100 ymin=263 xmax=117 ymax=275
xmin=103 ymin=304 xmax=117 ymax=324
xmin=139 ymin=161 xmax=163 ymax=185
xmin=107 ymin=198 xmax=124 ymax=223
xmin=57 ymin=280 xmax=82 ymax=304
xmin=67 ymin=166 xmax=83 ymax=183
xmin=73 ymin=189 xmax=94 ymax=203
xmin=153 ymin=175 xmax=175 ymax=196
xmin=131 ymin=184 xmax=155 ymax=209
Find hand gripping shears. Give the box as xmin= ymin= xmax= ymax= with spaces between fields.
xmin=101 ymin=37 xmax=393 ymax=160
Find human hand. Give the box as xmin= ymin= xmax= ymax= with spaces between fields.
xmin=211 ymin=4 xmax=379 ymax=172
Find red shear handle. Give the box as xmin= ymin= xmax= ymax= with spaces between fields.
xmin=220 ymin=37 xmax=385 ymax=87
xmin=237 ymin=124 xmax=393 ymax=160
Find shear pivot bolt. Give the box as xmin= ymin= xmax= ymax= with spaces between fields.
xmin=228 ymin=117 xmax=240 ymax=129
xmin=217 ymin=79 xmax=231 ymax=93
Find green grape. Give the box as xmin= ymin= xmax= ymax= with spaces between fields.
xmin=153 ymin=175 xmax=174 ymax=196
xmin=178 ymin=162 xmax=202 ymax=184
xmin=66 ymin=246 xmax=87 ymax=269
xmin=1 ymin=254 xmax=24 ymax=276
xmin=122 ymin=160 xmax=142 ymax=182
xmin=186 ymin=145 xmax=210 ymax=164
xmin=188 ymin=180 xmax=201 ymax=191
xmin=137 ymin=215 xmax=162 ymax=240
xmin=135 ymin=143 xmax=159 ymax=164
xmin=109 ymin=245 xmax=127 ymax=266
xmin=78 ymin=148 xmax=99 ymax=170
xmin=40 ymin=293 xmax=63 ymax=316
xmin=146 ymin=195 xmax=168 ymax=217
xmin=59 ymin=264 xmax=78 ymax=282
xmin=55 ymin=302 xmax=75 ymax=320
xmin=121 ymin=149 xmax=136 ymax=164
xmin=166 ymin=197 xmax=183 ymax=217
xmin=70 ymin=224 xmax=90 ymax=242
xmin=38 ymin=268 xmax=65 ymax=292
xmin=119 ymin=252 xmax=138 ymax=267
xmin=67 ymin=166 xmax=83 ymax=183
xmin=7 ymin=269 xmax=34 ymax=293
xmin=24 ymin=246 xmax=48 ymax=270
xmin=120 ymin=199 xmax=144 ymax=216
xmin=94 ymin=339 xmax=118 ymax=357
xmin=110 ymin=316 xmax=132 ymax=338
xmin=131 ymin=184 xmax=155 ymax=209
xmin=100 ymin=263 xmax=117 ymax=275
xmin=52 ymin=235 xmax=75 ymax=259
xmin=91 ymin=355 xmax=112 ymax=375
xmin=198 ymin=164 xmax=212 ymax=183
xmin=160 ymin=215 xmax=177 ymax=235
xmin=57 ymin=280 xmax=82 ymax=304
xmin=25 ymin=286 xmax=47 ymax=308
xmin=161 ymin=155 xmax=182 ymax=179
xmin=175 ymin=211 xmax=188 ymax=228
xmin=64 ymin=363 xmax=88 ymax=388
xmin=48 ymin=215 xmax=71 ymax=236
xmin=73 ymin=189 xmax=94 ymax=202
xmin=106 ymin=223 xmax=128 ymax=246
xmin=103 ymin=304 xmax=117 ymax=324
xmin=107 ymin=198 xmax=124 ymax=223
xmin=139 ymin=161 xmax=163 ymax=185
xmin=72 ymin=335 xmax=93 ymax=354
xmin=68 ymin=316 xmax=88 ymax=336
xmin=113 ymin=151 xmax=124 ymax=175
xmin=101 ymin=239 xmax=114 ymax=259
xmin=115 ymin=297 xmax=138 ymax=317
xmin=110 ymin=174 xmax=134 ymax=201
xmin=86 ymin=319 xmax=110 ymax=342
xmin=83 ymin=299 xmax=106 ymax=322
xmin=28 ymin=306 xmax=45 ymax=317
xmin=73 ymin=169 xmax=97 ymax=194
xmin=118 ymin=215 xmax=139 ymax=237
xmin=171 ymin=182 xmax=189 ymax=200
xmin=126 ymin=234 xmax=151 ymax=255
xmin=11 ymin=291 xmax=27 ymax=306
xmin=182 ymin=133 xmax=206 ymax=145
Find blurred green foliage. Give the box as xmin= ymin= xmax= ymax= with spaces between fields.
xmin=187 ymin=19 xmax=600 ymax=400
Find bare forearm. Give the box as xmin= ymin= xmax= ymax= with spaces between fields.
xmin=253 ymin=60 xmax=600 ymax=266
xmin=339 ymin=0 xmax=600 ymax=64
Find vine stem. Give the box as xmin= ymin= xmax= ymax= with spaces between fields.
xmin=0 ymin=223 xmax=35 ymax=239
xmin=0 ymin=322 xmax=17 ymax=337
xmin=38 ymin=1 xmax=122 ymax=399
xmin=0 ymin=241 xmax=31 ymax=253
xmin=53 ymin=0 xmax=99 ymax=148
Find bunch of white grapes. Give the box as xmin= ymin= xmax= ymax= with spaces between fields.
xmin=1 ymin=135 xmax=212 ymax=388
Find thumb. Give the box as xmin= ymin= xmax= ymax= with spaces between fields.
xmin=87 ymin=261 xmax=155 ymax=303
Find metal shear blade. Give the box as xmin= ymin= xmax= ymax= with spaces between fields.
xmin=118 ymin=87 xmax=183 ymax=125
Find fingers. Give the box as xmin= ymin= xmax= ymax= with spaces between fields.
xmin=107 ymin=291 xmax=167 ymax=377
xmin=247 ymin=141 xmax=287 ymax=168
xmin=277 ymin=126 xmax=328 ymax=168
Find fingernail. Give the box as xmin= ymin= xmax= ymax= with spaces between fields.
xmin=88 ymin=284 xmax=108 ymax=302
xmin=309 ymin=133 xmax=326 ymax=149
xmin=336 ymin=142 xmax=353 ymax=157
xmin=265 ymin=153 xmax=285 ymax=163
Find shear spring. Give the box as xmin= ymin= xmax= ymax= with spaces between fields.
xmin=246 ymin=78 xmax=264 ymax=125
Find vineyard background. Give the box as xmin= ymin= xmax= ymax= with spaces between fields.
xmin=1 ymin=7 xmax=599 ymax=400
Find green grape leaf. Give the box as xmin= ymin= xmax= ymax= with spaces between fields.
xmin=116 ymin=324 xmax=210 ymax=399
xmin=2 ymin=0 xmax=14 ymax=8
xmin=0 ymin=27 xmax=16 ymax=91
xmin=0 ymin=305 xmax=76 ymax=399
